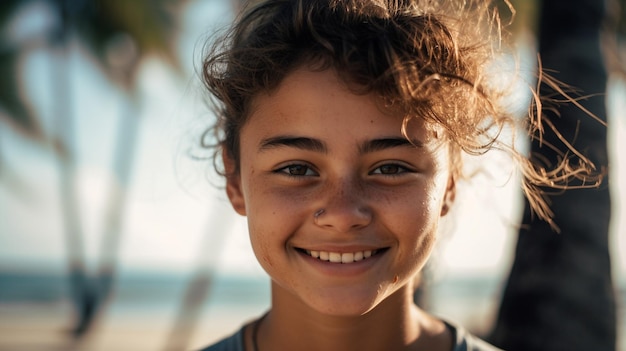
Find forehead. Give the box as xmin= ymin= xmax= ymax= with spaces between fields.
xmin=251 ymin=68 xmax=377 ymax=114
xmin=244 ymin=68 xmax=435 ymax=144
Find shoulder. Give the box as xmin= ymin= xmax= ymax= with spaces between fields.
xmin=198 ymin=327 xmax=245 ymax=351
xmin=445 ymin=321 xmax=504 ymax=351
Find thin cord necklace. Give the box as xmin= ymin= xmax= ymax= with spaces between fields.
xmin=251 ymin=314 xmax=266 ymax=351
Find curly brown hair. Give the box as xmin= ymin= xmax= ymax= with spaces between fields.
xmin=200 ymin=0 xmax=602 ymax=229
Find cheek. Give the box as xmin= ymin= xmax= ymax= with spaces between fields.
xmin=249 ymin=227 xmax=274 ymax=268
xmin=380 ymin=183 xmax=440 ymax=224
xmin=245 ymin=184 xmax=313 ymax=266
xmin=384 ymin=183 xmax=442 ymax=260
xmin=248 ymin=184 xmax=314 ymax=225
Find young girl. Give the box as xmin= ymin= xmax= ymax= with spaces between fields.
xmin=198 ymin=0 xmax=599 ymax=350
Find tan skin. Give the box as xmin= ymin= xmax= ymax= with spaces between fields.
xmin=224 ymin=67 xmax=455 ymax=351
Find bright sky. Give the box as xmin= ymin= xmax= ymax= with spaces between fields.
xmin=0 ymin=0 xmax=624 ymax=284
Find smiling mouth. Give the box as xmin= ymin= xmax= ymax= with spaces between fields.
xmin=297 ymin=248 xmax=387 ymax=264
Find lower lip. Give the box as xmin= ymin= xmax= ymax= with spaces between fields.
xmin=296 ymin=249 xmax=387 ymax=277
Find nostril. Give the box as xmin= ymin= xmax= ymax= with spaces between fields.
xmin=312 ymin=206 xmax=372 ymax=231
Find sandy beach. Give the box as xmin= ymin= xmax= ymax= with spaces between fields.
xmin=1 ymin=272 xmax=623 ymax=351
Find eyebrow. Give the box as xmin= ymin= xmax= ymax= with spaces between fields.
xmin=359 ymin=137 xmax=423 ymax=154
xmin=259 ymin=136 xmax=328 ymax=153
xmin=259 ymin=135 xmax=422 ymax=154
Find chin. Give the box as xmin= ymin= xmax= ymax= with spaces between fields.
xmin=302 ymin=287 xmax=390 ymax=317
xmin=311 ymin=301 xmax=378 ymax=317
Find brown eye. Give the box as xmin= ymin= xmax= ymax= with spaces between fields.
xmin=275 ymin=164 xmax=317 ymax=176
xmin=371 ymin=163 xmax=412 ymax=176
xmin=379 ymin=165 xmax=401 ymax=174
xmin=287 ymin=165 xmax=309 ymax=175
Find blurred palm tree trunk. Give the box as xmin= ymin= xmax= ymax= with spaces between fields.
xmin=159 ymin=3 xmax=245 ymax=350
xmin=162 ymin=204 xmax=233 ymax=351
xmin=91 ymin=31 xmax=142 ymax=342
xmin=95 ymin=87 xmax=140 ymax=327
xmin=490 ymin=0 xmax=617 ymax=350
xmin=51 ymin=2 xmax=95 ymax=337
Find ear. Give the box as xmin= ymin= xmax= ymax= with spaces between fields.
xmin=223 ymin=150 xmax=247 ymax=216
xmin=440 ymin=175 xmax=456 ymax=217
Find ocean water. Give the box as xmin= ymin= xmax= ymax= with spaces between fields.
xmin=0 ymin=270 xmax=624 ymax=351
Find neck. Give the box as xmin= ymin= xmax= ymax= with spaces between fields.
xmin=255 ymin=282 xmax=446 ymax=351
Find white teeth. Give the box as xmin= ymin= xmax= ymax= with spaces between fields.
xmin=341 ymin=252 xmax=354 ymax=263
xmin=305 ymin=249 xmax=379 ymax=263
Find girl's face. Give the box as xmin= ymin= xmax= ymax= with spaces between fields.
xmin=225 ymin=68 xmax=454 ymax=317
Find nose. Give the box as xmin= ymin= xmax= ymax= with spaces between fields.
xmin=314 ymin=178 xmax=372 ymax=232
